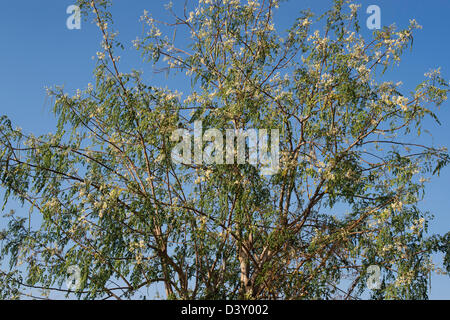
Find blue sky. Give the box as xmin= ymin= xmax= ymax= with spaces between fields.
xmin=0 ymin=0 xmax=449 ymax=299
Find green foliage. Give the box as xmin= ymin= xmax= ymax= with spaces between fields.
xmin=0 ymin=0 xmax=449 ymax=299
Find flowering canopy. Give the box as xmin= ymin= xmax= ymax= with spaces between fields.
xmin=0 ymin=0 xmax=449 ymax=299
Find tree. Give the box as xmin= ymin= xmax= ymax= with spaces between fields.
xmin=0 ymin=0 xmax=449 ymax=300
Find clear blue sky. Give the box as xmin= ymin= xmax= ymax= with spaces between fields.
xmin=0 ymin=0 xmax=448 ymax=299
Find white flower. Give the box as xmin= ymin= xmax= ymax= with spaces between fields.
xmin=194 ymin=176 xmax=206 ymax=184
xmin=392 ymin=95 xmax=409 ymax=111
xmin=96 ymin=52 xmax=105 ymax=60
xmin=391 ymin=200 xmax=403 ymax=211
xmin=349 ymin=4 xmax=360 ymax=16
xmin=301 ymin=18 xmax=311 ymax=27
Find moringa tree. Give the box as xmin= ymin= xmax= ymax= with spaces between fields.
xmin=0 ymin=0 xmax=449 ymax=299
